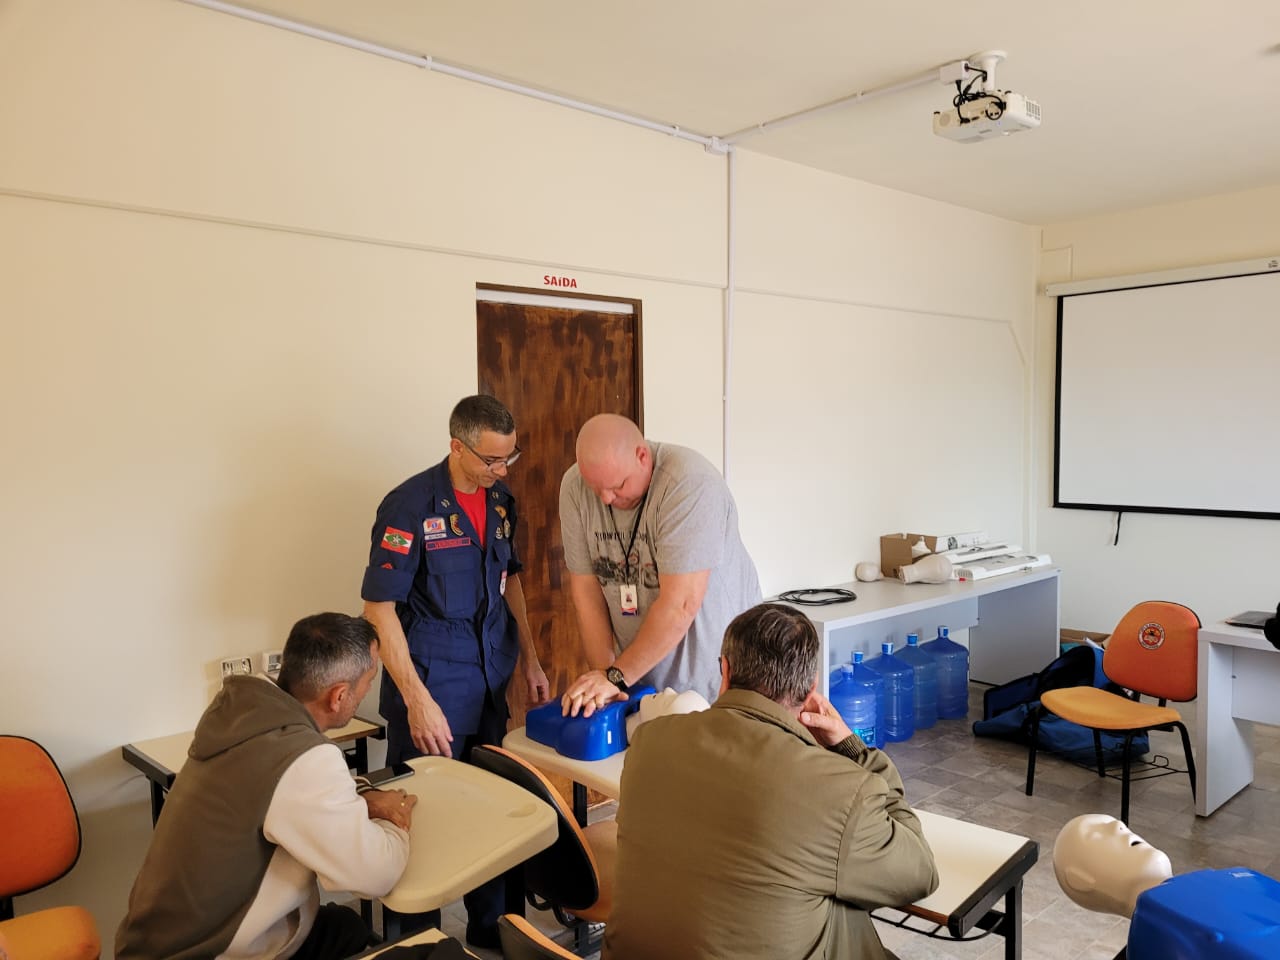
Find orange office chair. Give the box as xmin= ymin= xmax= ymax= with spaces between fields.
xmin=497 ymin=914 xmax=580 ymax=960
xmin=0 ymin=736 xmax=100 ymax=960
xmin=1024 ymin=601 xmax=1200 ymax=825
xmin=469 ymin=745 xmax=615 ymax=930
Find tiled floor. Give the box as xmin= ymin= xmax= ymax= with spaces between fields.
xmin=434 ymin=682 xmax=1280 ymax=959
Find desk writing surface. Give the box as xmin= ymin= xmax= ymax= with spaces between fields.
xmin=127 ymin=730 xmax=196 ymax=780
xmin=1196 ymin=620 xmax=1280 ymax=817
xmin=783 ymin=568 xmax=1060 ymax=629
xmin=502 ymin=729 xmax=1036 ymax=931
xmin=381 ymin=756 xmax=557 ymax=915
xmin=501 ymin=727 xmax=626 ymax=798
xmin=909 ymin=810 xmax=1035 ymax=925
xmin=125 ymin=715 xmax=383 ymax=783
xmin=781 ymin=568 xmax=1061 ymax=688
xmin=1201 ymin=620 xmax=1279 ymax=653
xmin=1201 ymin=622 xmax=1280 ymax=725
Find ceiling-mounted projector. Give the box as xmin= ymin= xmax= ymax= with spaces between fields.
xmin=933 ymin=50 xmax=1040 ymax=143
xmin=933 ymin=92 xmax=1041 ymax=142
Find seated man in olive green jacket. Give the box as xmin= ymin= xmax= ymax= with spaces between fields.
xmin=605 ymin=602 xmax=939 ymax=960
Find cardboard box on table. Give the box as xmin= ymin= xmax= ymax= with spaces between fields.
xmin=880 ymin=531 xmax=988 ymax=579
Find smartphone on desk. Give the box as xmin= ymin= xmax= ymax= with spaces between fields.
xmin=355 ymin=761 xmax=414 ymax=791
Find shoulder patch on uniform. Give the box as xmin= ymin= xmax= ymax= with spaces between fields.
xmin=380 ymin=526 xmax=414 ymax=554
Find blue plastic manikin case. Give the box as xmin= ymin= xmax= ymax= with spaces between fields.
xmin=525 ymin=686 xmax=656 ymax=760
xmin=1128 ymin=867 xmax=1280 ymax=960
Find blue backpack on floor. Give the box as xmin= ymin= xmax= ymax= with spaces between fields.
xmin=972 ymin=644 xmax=1149 ymax=763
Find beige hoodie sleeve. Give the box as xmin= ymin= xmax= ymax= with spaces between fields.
xmin=263 ymin=743 xmax=410 ymax=897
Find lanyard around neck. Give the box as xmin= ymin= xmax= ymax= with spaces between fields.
xmin=609 ymin=496 xmax=647 ymax=583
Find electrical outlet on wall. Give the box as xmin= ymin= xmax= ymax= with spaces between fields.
xmin=220 ymin=656 xmax=253 ymax=681
xmin=260 ymin=649 xmax=283 ymax=678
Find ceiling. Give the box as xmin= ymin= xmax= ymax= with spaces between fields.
xmin=219 ymin=0 xmax=1280 ymax=224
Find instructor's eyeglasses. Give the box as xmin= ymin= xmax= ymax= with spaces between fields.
xmin=461 ymin=440 xmax=522 ymax=470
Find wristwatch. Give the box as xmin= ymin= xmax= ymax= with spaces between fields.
xmin=605 ymin=665 xmax=629 ymax=692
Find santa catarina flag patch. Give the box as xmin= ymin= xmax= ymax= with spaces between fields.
xmin=380 ymin=526 xmax=414 ymax=554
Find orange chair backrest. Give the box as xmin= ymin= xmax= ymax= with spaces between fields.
xmin=1102 ymin=601 xmax=1200 ymax=702
xmin=0 ymin=737 xmax=82 ymax=898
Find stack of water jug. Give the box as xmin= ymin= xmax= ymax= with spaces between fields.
xmin=828 ymin=627 xmax=969 ymax=748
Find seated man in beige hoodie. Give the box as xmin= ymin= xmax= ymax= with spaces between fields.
xmin=606 ymin=603 xmax=938 ymax=960
xmin=117 ymin=613 xmax=414 ymax=960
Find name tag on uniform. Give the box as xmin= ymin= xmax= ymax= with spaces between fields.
xmin=620 ymin=583 xmax=638 ymax=615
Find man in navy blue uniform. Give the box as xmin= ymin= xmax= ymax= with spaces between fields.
xmin=361 ymin=393 xmax=549 ymax=946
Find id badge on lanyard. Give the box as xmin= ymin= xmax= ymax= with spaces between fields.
xmin=612 ymin=497 xmax=647 ymax=618
xmin=620 ymin=583 xmax=639 ymax=615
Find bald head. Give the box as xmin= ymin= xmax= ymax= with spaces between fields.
xmin=577 ymin=414 xmax=643 ymax=467
xmin=575 ymin=414 xmax=652 ymax=509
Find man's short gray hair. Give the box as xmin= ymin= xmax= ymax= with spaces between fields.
xmin=721 ymin=603 xmax=820 ymax=707
xmin=449 ymin=394 xmax=515 ymax=446
xmin=277 ymin=613 xmax=377 ymax=702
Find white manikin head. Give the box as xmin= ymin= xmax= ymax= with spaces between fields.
xmin=625 ymin=687 xmax=710 ymax=740
xmin=854 ymin=562 xmax=882 ymax=582
xmin=897 ymin=554 xmax=954 ymax=584
xmin=1053 ymin=814 xmax=1173 ymax=917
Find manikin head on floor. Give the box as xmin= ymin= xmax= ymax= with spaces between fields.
xmin=1053 ymin=814 xmax=1173 ymax=918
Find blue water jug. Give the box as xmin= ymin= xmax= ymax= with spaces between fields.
xmin=829 ymin=652 xmax=883 ymax=749
xmin=924 ymin=625 xmax=970 ymax=719
xmin=866 ymin=641 xmax=915 ymax=742
xmin=897 ymin=633 xmax=938 ymax=730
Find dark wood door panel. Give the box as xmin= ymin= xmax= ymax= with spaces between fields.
xmin=476 ymin=295 xmax=641 ymax=744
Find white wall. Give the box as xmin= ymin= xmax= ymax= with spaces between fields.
xmin=0 ymin=0 xmax=1036 ymax=940
xmin=730 ymin=152 xmax=1038 ymax=593
xmin=1034 ymin=186 xmax=1280 ymax=632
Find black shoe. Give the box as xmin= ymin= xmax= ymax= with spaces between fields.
xmin=465 ymin=921 xmax=502 ymax=950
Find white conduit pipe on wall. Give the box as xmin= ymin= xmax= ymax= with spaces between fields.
xmin=722 ymin=69 xmax=941 ymax=144
xmin=722 ymin=148 xmax=737 ymax=479
xmin=178 ymin=0 xmax=724 ymax=152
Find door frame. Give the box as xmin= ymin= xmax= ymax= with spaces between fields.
xmin=476 ymin=283 xmax=645 ymax=429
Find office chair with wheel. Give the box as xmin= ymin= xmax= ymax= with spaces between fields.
xmin=497 ymin=914 xmax=580 ymax=960
xmin=469 ymin=745 xmax=615 ymax=927
xmin=1025 ymin=601 xmax=1200 ymax=825
xmin=0 ymin=736 xmax=101 ymax=960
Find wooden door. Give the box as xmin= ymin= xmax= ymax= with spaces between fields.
xmin=476 ymin=288 xmax=642 ymax=732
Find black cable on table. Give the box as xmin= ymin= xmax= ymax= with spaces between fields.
xmin=776 ymin=588 xmax=857 ymax=606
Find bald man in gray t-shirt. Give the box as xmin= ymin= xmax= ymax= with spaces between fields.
xmin=559 ymin=415 xmax=762 ymax=713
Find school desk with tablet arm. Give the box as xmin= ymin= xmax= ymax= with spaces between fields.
xmin=502 ymin=727 xmax=1038 ymax=960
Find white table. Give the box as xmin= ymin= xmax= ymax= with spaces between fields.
xmin=502 ymin=727 xmax=626 ymax=798
xmin=382 ymin=756 xmax=558 ymax=925
xmin=501 ymin=729 xmax=1037 ymax=959
xmin=1195 ymin=621 xmax=1280 ymax=816
xmin=892 ymin=810 xmax=1037 ymax=960
xmin=778 ymin=569 xmax=1061 ymax=693
xmin=122 ymin=716 xmax=385 ymax=824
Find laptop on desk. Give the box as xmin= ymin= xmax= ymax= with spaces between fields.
xmin=1225 ymin=610 xmax=1272 ymax=630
